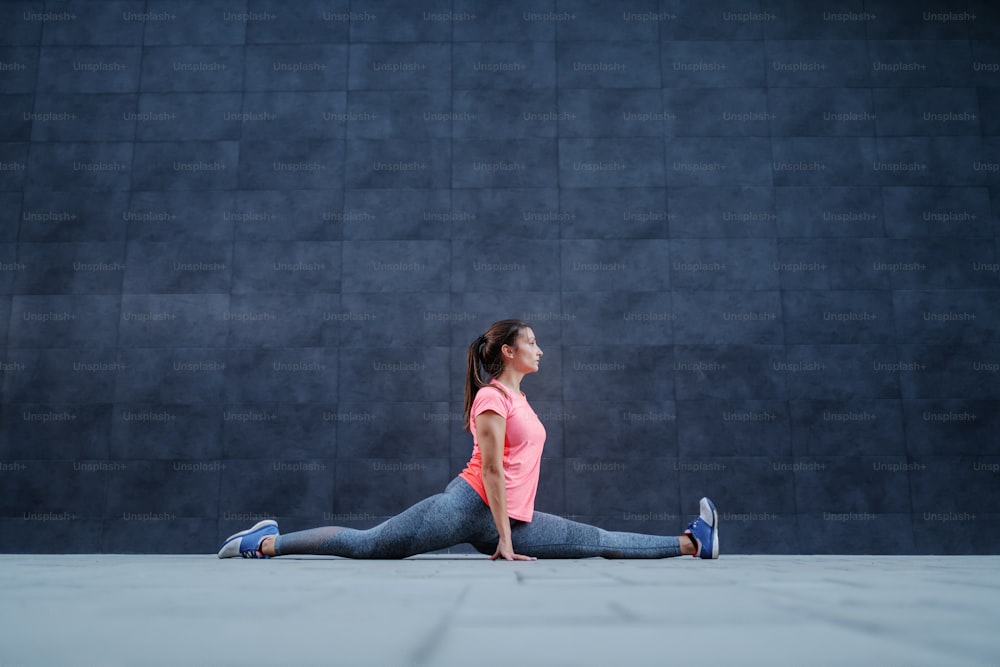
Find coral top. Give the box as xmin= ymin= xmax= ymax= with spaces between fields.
xmin=459 ymin=380 xmax=547 ymax=521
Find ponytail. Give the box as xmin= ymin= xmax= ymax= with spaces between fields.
xmin=463 ymin=319 xmax=530 ymax=431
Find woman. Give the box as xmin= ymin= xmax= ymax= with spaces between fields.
xmin=218 ymin=319 xmax=719 ymax=561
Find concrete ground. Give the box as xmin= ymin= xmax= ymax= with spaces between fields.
xmin=0 ymin=555 xmax=997 ymax=667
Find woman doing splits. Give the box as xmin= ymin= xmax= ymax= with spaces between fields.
xmin=218 ymin=319 xmax=719 ymax=561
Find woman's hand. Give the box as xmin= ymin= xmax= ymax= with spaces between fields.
xmin=490 ymin=538 xmax=536 ymax=562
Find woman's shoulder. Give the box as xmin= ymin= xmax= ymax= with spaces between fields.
xmin=474 ymin=381 xmax=515 ymax=407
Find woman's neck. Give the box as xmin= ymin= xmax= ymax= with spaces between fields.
xmin=495 ymin=369 xmax=524 ymax=396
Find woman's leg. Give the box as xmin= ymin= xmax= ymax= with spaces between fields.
xmin=510 ymin=511 xmax=687 ymax=559
xmin=267 ymin=477 xmax=496 ymax=559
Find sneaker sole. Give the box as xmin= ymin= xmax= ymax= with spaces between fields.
xmin=707 ymin=498 xmax=719 ymax=559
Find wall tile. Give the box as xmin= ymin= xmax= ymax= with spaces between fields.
xmin=21 ymin=190 xmax=129 ymax=242
xmin=140 ymin=46 xmax=243 ymax=93
xmin=347 ymin=43 xmax=449 ymax=90
xmin=660 ymin=41 xmax=766 ymax=88
xmin=247 ymin=0 xmax=350 ymax=44
xmin=38 ymin=46 xmax=141 ymax=93
xmin=455 ymin=42 xmax=557 ymax=89
xmin=143 ymin=0 xmax=249 ymax=46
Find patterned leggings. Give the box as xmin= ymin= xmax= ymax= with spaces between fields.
xmin=273 ymin=477 xmax=682 ymax=559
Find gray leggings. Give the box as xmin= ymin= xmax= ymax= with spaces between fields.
xmin=273 ymin=477 xmax=682 ymax=559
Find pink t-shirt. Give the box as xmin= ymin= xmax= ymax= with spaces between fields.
xmin=459 ymin=380 xmax=547 ymax=521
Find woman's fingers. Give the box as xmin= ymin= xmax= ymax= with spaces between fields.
xmin=490 ymin=549 xmax=536 ymax=561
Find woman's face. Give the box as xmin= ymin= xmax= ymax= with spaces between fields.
xmin=505 ymin=328 xmax=543 ymax=374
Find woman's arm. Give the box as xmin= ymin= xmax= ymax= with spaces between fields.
xmin=476 ymin=410 xmax=535 ymax=561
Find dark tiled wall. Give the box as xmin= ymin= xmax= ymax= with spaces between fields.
xmin=1 ymin=1 xmax=998 ymax=555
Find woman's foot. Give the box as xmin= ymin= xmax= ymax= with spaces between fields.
xmin=217 ymin=520 xmax=279 ymax=559
xmin=684 ymin=497 xmax=719 ymax=559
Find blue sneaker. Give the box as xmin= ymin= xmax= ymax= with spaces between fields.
xmin=217 ymin=520 xmax=279 ymax=559
xmin=684 ymin=497 xmax=719 ymax=559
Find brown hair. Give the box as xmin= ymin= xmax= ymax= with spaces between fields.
xmin=463 ymin=319 xmax=531 ymax=431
